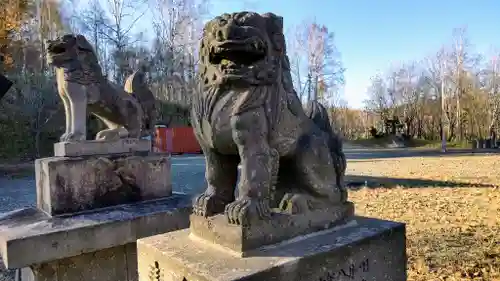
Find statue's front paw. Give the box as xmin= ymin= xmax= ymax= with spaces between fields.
xmin=225 ymin=197 xmax=271 ymax=226
xmin=60 ymin=132 xmax=86 ymax=142
xmin=193 ymin=192 xmax=226 ymax=217
xmin=59 ymin=133 xmax=69 ymax=142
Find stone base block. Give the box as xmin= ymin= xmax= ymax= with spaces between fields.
xmin=35 ymin=153 xmax=171 ymax=215
xmin=54 ymin=138 xmax=151 ymax=157
xmin=190 ymin=202 xmax=354 ymax=255
xmin=20 ymin=244 xmax=137 ymax=281
xmin=0 ymin=193 xmax=191 ymax=270
xmin=137 ymin=216 xmax=407 ymax=281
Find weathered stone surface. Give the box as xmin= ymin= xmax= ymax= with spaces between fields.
xmin=20 ymin=244 xmax=136 ymax=281
xmin=35 ymin=153 xmax=171 ymax=215
xmin=46 ymin=34 xmax=156 ymax=142
xmin=190 ymin=202 xmax=354 ymax=255
xmin=137 ymin=216 xmax=407 ymax=281
xmin=0 ymin=193 xmax=191 ymax=269
xmin=191 ymin=11 xmax=348 ymax=226
xmin=54 ymin=138 xmax=152 ymax=157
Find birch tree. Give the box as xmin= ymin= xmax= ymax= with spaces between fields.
xmin=288 ymin=19 xmax=345 ymax=105
xmin=102 ymin=0 xmax=148 ymax=84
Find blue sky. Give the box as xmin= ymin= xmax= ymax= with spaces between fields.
xmin=87 ymin=0 xmax=500 ymax=108
xmin=208 ymin=0 xmax=500 ymax=108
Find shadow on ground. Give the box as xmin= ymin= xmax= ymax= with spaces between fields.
xmin=345 ymin=175 xmax=497 ymax=189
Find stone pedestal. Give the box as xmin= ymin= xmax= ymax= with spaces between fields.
xmin=137 ymin=215 xmax=407 ymax=281
xmin=0 ymin=195 xmax=191 ymax=281
xmin=0 ymin=141 xmax=191 ymax=281
xmin=36 ymin=152 xmax=171 ymax=215
xmin=54 ymin=138 xmax=151 ymax=157
xmin=190 ymin=202 xmax=354 ymax=255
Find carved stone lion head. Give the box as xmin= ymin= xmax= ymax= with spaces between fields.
xmin=199 ymin=12 xmax=287 ymax=88
xmin=46 ymin=34 xmax=102 ymax=79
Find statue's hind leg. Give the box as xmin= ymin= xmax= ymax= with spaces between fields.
xmin=193 ymin=146 xmax=239 ymax=217
xmin=123 ymin=100 xmax=144 ymax=138
xmin=94 ymin=116 xmax=128 ymax=141
xmin=279 ymin=131 xmax=345 ymax=214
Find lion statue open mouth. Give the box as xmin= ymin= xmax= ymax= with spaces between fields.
xmin=47 ymin=34 xmax=156 ymax=142
xmin=191 ymin=12 xmax=348 ymax=226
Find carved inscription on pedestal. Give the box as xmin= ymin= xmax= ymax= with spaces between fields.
xmin=319 ymin=259 xmax=369 ymax=281
xmin=148 ymin=261 xmax=163 ymax=281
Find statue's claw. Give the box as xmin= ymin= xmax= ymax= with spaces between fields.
xmin=60 ymin=132 xmax=86 ymax=142
xmin=59 ymin=133 xmax=69 ymax=142
xmin=193 ymin=192 xmax=226 ymax=217
xmin=224 ymin=197 xmax=271 ymax=226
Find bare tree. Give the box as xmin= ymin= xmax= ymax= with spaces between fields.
xmin=481 ymin=53 xmax=500 ymax=139
xmin=446 ymin=27 xmax=482 ymax=140
xmin=365 ymin=74 xmax=392 ymax=123
xmin=101 ymin=0 xmax=148 ymax=83
xmin=286 ymin=24 xmax=308 ymax=100
xmin=75 ymin=0 xmax=112 ymax=76
xmin=287 ymin=19 xmax=345 ymax=105
xmin=146 ymin=0 xmax=209 ymax=125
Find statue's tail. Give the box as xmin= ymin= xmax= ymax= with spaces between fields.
xmin=304 ymin=100 xmax=335 ymax=134
xmin=124 ymin=69 xmax=157 ymax=137
xmin=304 ymin=100 xmax=347 ymax=191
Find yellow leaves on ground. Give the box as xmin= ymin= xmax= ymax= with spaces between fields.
xmin=348 ymin=155 xmax=500 ymax=281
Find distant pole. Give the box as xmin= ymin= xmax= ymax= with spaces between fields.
xmin=441 ymin=60 xmax=447 ymax=153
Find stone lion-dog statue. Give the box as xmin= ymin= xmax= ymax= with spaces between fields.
xmin=47 ymin=34 xmax=156 ymax=142
xmin=191 ymin=11 xmax=347 ymax=226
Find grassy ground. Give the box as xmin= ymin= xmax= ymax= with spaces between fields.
xmin=347 ymin=155 xmax=500 ymax=281
xmin=350 ymin=137 xmax=471 ymax=149
xmin=409 ymin=139 xmax=471 ymax=149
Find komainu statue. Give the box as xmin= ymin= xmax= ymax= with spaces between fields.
xmin=47 ymin=34 xmax=156 ymax=142
xmin=192 ymin=12 xmax=347 ymax=226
